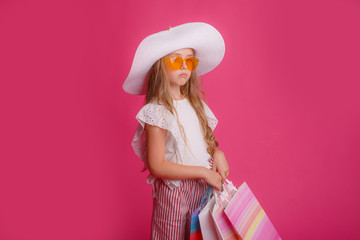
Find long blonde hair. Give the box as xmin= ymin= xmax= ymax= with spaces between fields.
xmin=145 ymin=53 xmax=219 ymax=157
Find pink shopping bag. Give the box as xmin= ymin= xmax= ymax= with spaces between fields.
xmin=211 ymin=184 xmax=241 ymax=240
xmin=224 ymin=182 xmax=281 ymax=240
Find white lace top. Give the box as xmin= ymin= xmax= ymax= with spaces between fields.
xmin=131 ymin=98 xmax=218 ymax=189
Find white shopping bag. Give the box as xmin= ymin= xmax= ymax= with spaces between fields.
xmin=199 ymin=196 xmax=218 ymax=240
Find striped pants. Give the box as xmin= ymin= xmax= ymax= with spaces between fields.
xmin=150 ymin=178 xmax=209 ymax=240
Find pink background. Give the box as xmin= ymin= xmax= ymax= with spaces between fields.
xmin=1 ymin=0 xmax=359 ymax=239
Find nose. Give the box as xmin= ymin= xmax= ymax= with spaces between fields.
xmin=180 ymin=58 xmax=187 ymax=70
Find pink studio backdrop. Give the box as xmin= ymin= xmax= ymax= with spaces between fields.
xmin=0 ymin=0 xmax=359 ymax=239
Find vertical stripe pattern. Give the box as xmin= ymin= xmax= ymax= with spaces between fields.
xmin=224 ymin=182 xmax=281 ymax=240
xmin=151 ymin=178 xmax=209 ymax=240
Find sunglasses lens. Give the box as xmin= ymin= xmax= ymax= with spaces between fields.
xmin=163 ymin=56 xmax=199 ymax=71
xmin=185 ymin=58 xmax=193 ymax=71
xmin=186 ymin=57 xmax=199 ymax=71
xmin=166 ymin=56 xmax=182 ymax=70
xmin=173 ymin=56 xmax=183 ymax=69
xmin=163 ymin=57 xmax=179 ymax=70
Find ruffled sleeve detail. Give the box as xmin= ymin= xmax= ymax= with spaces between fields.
xmin=131 ymin=101 xmax=185 ymax=170
xmin=202 ymin=100 xmax=218 ymax=131
xmin=131 ymin=103 xmax=165 ymax=169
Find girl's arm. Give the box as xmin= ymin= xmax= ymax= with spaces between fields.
xmin=146 ymin=123 xmax=222 ymax=191
xmin=212 ymin=149 xmax=230 ymax=184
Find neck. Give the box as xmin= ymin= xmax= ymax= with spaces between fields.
xmin=169 ymin=84 xmax=184 ymax=100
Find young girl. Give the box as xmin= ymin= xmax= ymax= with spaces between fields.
xmin=123 ymin=22 xmax=229 ymax=239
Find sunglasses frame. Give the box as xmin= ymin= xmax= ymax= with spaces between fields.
xmin=162 ymin=56 xmax=199 ymax=71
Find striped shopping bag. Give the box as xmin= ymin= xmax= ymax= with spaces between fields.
xmin=212 ymin=201 xmax=241 ymax=240
xmin=211 ymin=182 xmax=241 ymax=240
xmin=224 ymin=182 xmax=281 ymax=240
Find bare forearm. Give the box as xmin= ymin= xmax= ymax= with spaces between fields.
xmin=145 ymin=123 xmax=222 ymax=190
xmin=149 ymin=161 xmax=207 ymax=180
xmin=213 ymin=148 xmax=224 ymax=158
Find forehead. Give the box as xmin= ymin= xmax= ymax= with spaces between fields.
xmin=166 ymin=48 xmax=195 ymax=57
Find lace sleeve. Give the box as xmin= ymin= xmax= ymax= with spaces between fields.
xmin=131 ymin=103 xmax=166 ymax=168
xmin=130 ymin=102 xmax=185 ymax=169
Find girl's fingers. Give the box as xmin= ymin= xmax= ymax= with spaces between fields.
xmin=218 ymin=178 xmax=223 ymax=191
xmin=217 ymin=173 xmax=222 ymax=190
xmin=219 ymin=170 xmax=226 ymax=181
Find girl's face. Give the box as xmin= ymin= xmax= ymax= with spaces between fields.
xmin=163 ymin=48 xmax=194 ymax=88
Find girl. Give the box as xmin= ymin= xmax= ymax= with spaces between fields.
xmin=123 ymin=22 xmax=229 ymax=239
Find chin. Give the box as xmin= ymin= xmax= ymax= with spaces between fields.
xmin=170 ymin=77 xmax=190 ymax=87
xmin=179 ymin=78 xmax=190 ymax=85
xmin=179 ymin=82 xmax=188 ymax=87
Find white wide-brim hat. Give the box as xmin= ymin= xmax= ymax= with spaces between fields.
xmin=123 ymin=22 xmax=225 ymax=95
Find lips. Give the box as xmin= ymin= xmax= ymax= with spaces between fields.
xmin=179 ymin=73 xmax=187 ymax=77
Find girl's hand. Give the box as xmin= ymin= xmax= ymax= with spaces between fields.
xmin=212 ymin=150 xmax=229 ymax=184
xmin=203 ymin=168 xmax=222 ymax=191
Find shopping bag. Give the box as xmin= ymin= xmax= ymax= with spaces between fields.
xmin=190 ymin=186 xmax=213 ymax=240
xmin=211 ymin=183 xmax=241 ymax=240
xmin=198 ymin=195 xmax=218 ymax=240
xmin=224 ymin=182 xmax=281 ymax=240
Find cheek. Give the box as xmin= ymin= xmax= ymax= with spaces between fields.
xmin=167 ymin=70 xmax=179 ymax=80
xmin=165 ymin=68 xmax=173 ymax=79
xmin=167 ymin=71 xmax=175 ymax=80
xmin=165 ymin=67 xmax=174 ymax=75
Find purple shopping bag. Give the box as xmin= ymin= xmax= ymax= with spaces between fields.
xmin=190 ymin=186 xmax=213 ymax=240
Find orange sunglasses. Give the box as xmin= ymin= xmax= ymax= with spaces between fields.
xmin=162 ymin=56 xmax=199 ymax=71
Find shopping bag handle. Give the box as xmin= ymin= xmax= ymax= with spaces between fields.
xmin=224 ymin=179 xmax=238 ymax=193
xmin=213 ymin=187 xmax=231 ymax=209
xmin=213 ymin=179 xmax=240 ymax=208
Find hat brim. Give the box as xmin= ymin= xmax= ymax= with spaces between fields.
xmin=123 ymin=22 xmax=225 ymax=95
